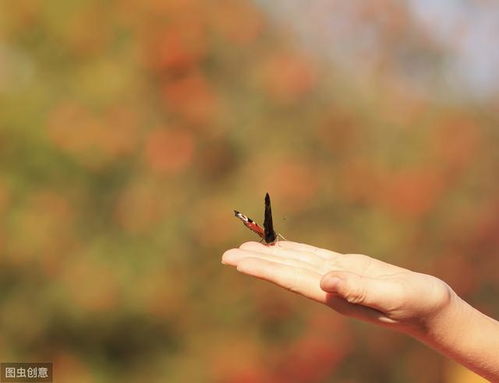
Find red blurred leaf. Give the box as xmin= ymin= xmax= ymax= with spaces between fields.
xmin=143 ymin=127 xmax=195 ymax=174
xmin=260 ymin=53 xmax=317 ymax=104
xmin=162 ymin=72 xmax=219 ymax=124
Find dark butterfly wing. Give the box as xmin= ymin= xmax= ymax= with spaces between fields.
xmin=263 ymin=193 xmax=277 ymax=244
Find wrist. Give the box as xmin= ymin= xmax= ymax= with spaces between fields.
xmin=409 ymin=285 xmax=499 ymax=381
xmin=399 ymin=276 xmax=458 ymax=340
xmin=412 ymin=284 xmax=465 ymax=341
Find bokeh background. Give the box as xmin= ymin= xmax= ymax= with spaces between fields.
xmin=1 ymin=0 xmax=498 ymax=382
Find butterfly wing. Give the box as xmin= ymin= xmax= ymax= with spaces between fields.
xmin=234 ymin=210 xmax=264 ymax=238
xmin=263 ymin=193 xmax=277 ymax=244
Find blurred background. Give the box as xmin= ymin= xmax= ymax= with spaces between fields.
xmin=0 ymin=0 xmax=498 ymax=382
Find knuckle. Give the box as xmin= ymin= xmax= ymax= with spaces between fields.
xmin=349 ymin=253 xmax=374 ymax=274
xmin=344 ymin=284 xmax=367 ymax=305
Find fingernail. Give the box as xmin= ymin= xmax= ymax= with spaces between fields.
xmin=326 ymin=277 xmax=342 ymax=287
xmin=321 ymin=276 xmax=343 ymax=291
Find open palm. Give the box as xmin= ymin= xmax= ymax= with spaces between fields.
xmin=222 ymin=241 xmax=452 ymax=335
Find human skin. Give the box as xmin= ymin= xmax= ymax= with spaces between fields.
xmin=222 ymin=241 xmax=499 ymax=382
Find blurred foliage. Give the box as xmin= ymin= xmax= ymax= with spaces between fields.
xmin=0 ymin=0 xmax=498 ymax=382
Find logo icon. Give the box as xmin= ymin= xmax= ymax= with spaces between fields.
xmin=1 ymin=363 xmax=52 ymax=382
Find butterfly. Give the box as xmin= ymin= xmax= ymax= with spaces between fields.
xmin=234 ymin=193 xmax=284 ymax=245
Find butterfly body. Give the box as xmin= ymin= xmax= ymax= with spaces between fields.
xmin=234 ymin=193 xmax=280 ymax=245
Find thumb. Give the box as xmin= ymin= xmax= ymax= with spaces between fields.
xmin=320 ymin=271 xmax=389 ymax=309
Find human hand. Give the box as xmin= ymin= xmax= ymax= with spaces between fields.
xmin=223 ymin=241 xmax=499 ymax=381
xmin=222 ymin=241 xmax=453 ymax=336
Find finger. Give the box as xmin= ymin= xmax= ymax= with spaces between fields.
xmin=276 ymin=241 xmax=343 ymax=259
xmin=222 ymin=248 xmax=322 ymax=275
xmin=241 ymin=242 xmax=366 ymax=277
xmin=222 ymin=248 xmax=242 ymax=265
xmin=320 ymin=271 xmax=401 ymax=314
xmin=239 ymin=241 xmax=324 ymax=267
xmin=236 ymin=257 xmax=327 ymax=303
